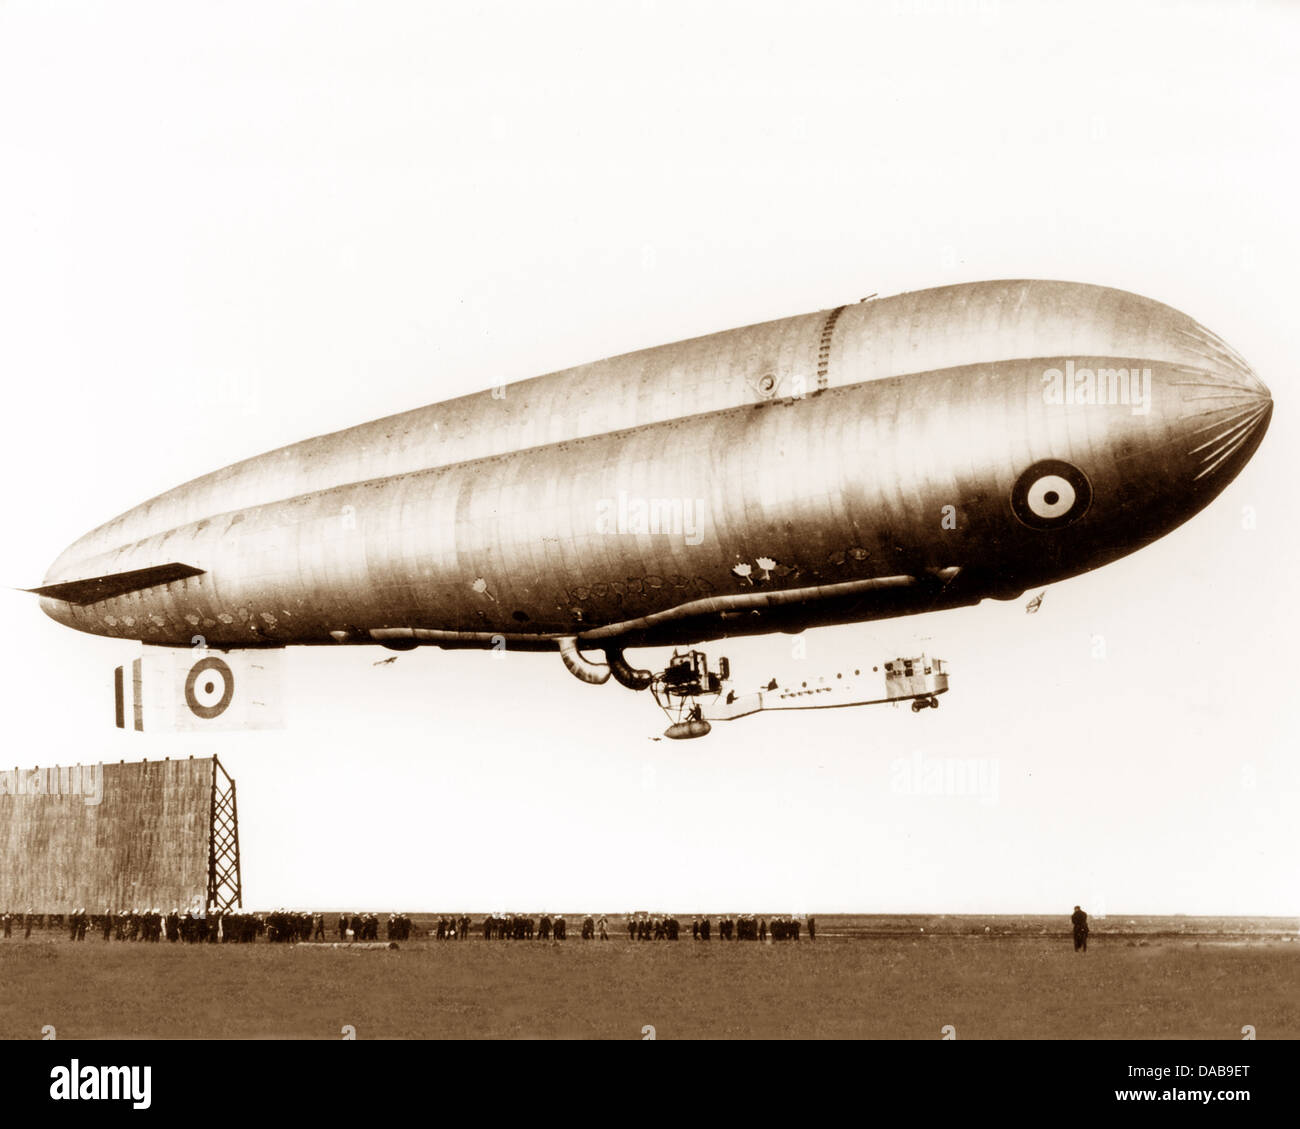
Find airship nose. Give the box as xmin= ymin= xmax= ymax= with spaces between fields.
xmin=1177 ymin=367 xmax=1271 ymax=485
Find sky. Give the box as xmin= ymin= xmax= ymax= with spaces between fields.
xmin=1 ymin=0 xmax=1296 ymax=916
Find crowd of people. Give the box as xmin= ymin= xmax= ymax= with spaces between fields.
xmin=432 ymin=914 xmax=468 ymax=940
xmin=333 ymin=912 xmax=416 ymax=942
xmin=264 ymin=910 xmax=321 ymax=943
xmin=630 ymin=914 xmax=680 ymax=940
xmin=467 ymin=912 xmax=814 ymax=942
xmin=30 ymin=908 xmax=242 ymax=944
xmin=715 ymin=914 xmax=812 ymax=942
xmin=614 ymin=913 xmax=816 ymax=941
xmin=1 ymin=909 xmax=816 ymax=944
xmin=480 ymin=913 xmax=579 ymax=940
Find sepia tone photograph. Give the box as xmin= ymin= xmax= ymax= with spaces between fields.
xmin=1 ymin=0 xmax=1295 ymax=1107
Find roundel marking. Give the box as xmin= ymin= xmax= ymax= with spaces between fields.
xmin=1011 ymin=460 xmax=1092 ymax=529
xmin=185 ymin=656 xmax=234 ymax=719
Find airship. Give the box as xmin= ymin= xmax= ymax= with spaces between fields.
xmin=29 ymin=279 xmax=1271 ymax=731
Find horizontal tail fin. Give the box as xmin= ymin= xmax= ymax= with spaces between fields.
xmin=27 ymin=562 xmax=206 ymax=605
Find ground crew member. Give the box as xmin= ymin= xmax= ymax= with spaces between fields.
xmin=1071 ymin=905 xmax=1089 ymax=952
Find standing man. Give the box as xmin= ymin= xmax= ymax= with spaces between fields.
xmin=1071 ymin=905 xmax=1089 ymax=952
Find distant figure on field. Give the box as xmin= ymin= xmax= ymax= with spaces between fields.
xmin=1071 ymin=905 xmax=1089 ymax=952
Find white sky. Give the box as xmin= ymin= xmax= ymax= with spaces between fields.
xmin=1 ymin=0 xmax=1296 ymax=916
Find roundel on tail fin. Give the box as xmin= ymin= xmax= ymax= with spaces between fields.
xmin=185 ymin=656 xmax=234 ymax=719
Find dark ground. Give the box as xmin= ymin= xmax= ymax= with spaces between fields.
xmin=2 ymin=915 xmax=1295 ymax=1039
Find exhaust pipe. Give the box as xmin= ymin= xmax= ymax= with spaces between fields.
xmin=557 ymin=636 xmax=610 ymax=685
xmin=605 ymin=647 xmax=653 ymax=690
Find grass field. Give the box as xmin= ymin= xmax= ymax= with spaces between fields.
xmin=3 ymin=930 xmax=1296 ymax=1039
